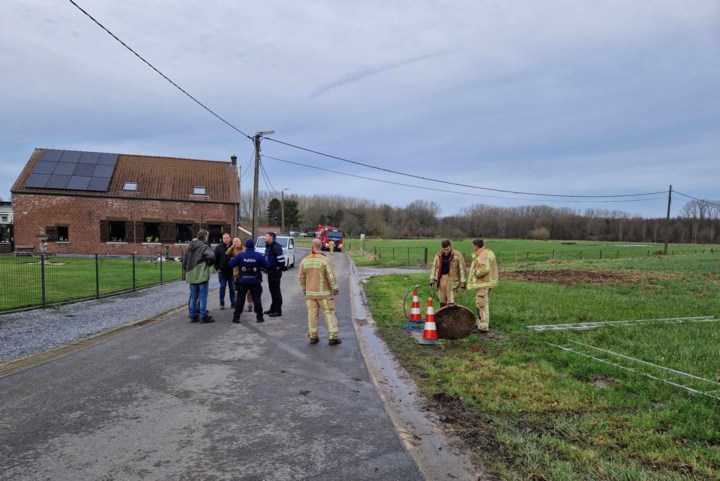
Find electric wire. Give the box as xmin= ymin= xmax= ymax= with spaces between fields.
xmin=262 ymin=154 xmax=665 ymax=204
xmin=674 ymin=191 xmax=720 ymax=208
xmin=264 ymin=137 xmax=665 ymax=199
xmin=67 ymin=0 xmax=253 ymax=140
xmin=259 ymin=159 xmax=278 ymax=193
xmin=240 ymin=150 xmax=254 ymax=181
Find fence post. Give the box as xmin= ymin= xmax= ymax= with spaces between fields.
xmin=40 ymin=253 xmax=46 ymax=308
xmin=392 ymin=247 xmax=395 ymax=260
xmin=95 ymin=254 xmax=100 ymax=299
xmin=160 ymin=251 xmax=163 ymax=285
xmin=600 ymin=250 xmax=603 ymax=259
xmin=132 ymin=252 xmax=136 ymax=291
xmin=552 ymin=249 xmax=555 ymax=261
xmin=407 ymin=248 xmax=410 ymax=266
xmin=424 ymin=247 xmax=428 ymax=266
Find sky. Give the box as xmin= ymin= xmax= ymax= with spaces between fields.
xmin=2 ymin=0 xmax=719 ymax=218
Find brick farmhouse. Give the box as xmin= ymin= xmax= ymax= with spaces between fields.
xmin=11 ymin=148 xmax=240 ymax=256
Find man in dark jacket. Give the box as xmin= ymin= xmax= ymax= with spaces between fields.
xmin=182 ymin=229 xmax=215 ymax=323
xmin=263 ymin=232 xmax=286 ymax=317
xmin=214 ymin=233 xmax=235 ymax=310
xmin=229 ymin=238 xmax=269 ymax=323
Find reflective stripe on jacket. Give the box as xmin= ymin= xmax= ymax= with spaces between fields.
xmin=467 ymin=247 xmax=498 ymax=290
xmin=298 ymin=253 xmax=338 ymax=299
xmin=430 ymin=249 xmax=466 ymax=288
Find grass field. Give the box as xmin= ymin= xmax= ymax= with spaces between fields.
xmin=0 ymin=255 xmax=183 ymax=311
xmin=344 ymin=237 xmax=719 ymax=268
xmin=360 ymin=241 xmax=720 ymax=480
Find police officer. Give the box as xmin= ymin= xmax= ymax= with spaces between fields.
xmin=229 ymin=238 xmax=269 ymax=323
xmin=263 ymin=232 xmax=286 ymax=317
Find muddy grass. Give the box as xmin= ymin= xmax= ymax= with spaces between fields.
xmin=502 ymin=269 xmax=677 ymax=287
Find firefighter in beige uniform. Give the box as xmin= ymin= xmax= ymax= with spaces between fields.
xmin=429 ymin=239 xmax=466 ymax=307
xmin=298 ymin=238 xmax=342 ymax=345
xmin=468 ymin=239 xmax=498 ymax=332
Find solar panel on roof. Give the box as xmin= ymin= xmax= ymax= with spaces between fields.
xmin=59 ymin=150 xmax=82 ymax=164
xmin=67 ymin=176 xmax=91 ymax=190
xmin=25 ymin=149 xmax=119 ymax=192
xmin=25 ymin=173 xmax=51 ymax=188
xmin=78 ymin=152 xmax=100 ymax=164
xmin=98 ymin=153 xmax=118 ymax=166
xmin=53 ymin=162 xmax=76 ymax=176
xmin=87 ymin=177 xmax=111 ymax=191
xmin=34 ymin=161 xmax=57 ymax=174
xmin=73 ymin=163 xmax=96 ymax=176
xmin=46 ymin=175 xmax=71 ymax=189
xmin=40 ymin=149 xmax=64 ymax=162
xmin=93 ymin=164 xmax=115 ymax=177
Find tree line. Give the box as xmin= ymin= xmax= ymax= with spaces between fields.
xmin=239 ymin=191 xmax=720 ymax=244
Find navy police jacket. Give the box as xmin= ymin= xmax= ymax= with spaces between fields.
xmin=264 ymin=241 xmax=286 ymax=272
xmin=229 ymin=248 xmax=269 ymax=285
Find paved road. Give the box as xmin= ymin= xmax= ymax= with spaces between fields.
xmin=0 ymin=250 xmax=423 ymax=480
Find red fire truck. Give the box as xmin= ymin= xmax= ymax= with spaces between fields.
xmin=315 ymin=225 xmax=344 ymax=251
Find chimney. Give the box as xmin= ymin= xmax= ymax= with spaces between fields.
xmin=231 ymin=154 xmax=237 ymax=165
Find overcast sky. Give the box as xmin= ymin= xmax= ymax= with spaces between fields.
xmin=2 ymin=0 xmax=719 ymax=218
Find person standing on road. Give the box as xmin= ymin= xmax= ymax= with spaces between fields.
xmin=214 ymin=233 xmax=235 ymax=310
xmin=263 ymin=232 xmax=286 ymax=317
xmin=226 ymin=237 xmax=254 ymax=313
xmin=429 ymin=239 xmax=466 ymax=307
xmin=298 ymin=238 xmax=341 ymax=345
xmin=229 ymin=239 xmax=269 ymax=323
xmin=183 ymin=229 xmax=215 ymax=323
xmin=467 ymin=239 xmax=498 ymax=333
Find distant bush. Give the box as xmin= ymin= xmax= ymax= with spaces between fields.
xmin=528 ymin=227 xmax=551 ymax=240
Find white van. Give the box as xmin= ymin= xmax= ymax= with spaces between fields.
xmin=255 ymin=235 xmax=296 ymax=269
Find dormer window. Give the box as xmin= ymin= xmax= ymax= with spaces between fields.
xmin=193 ymin=186 xmax=207 ymax=195
xmin=123 ymin=181 xmax=138 ymax=191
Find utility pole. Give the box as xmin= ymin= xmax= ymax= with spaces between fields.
xmin=664 ymin=184 xmax=672 ymax=255
xmin=252 ymin=131 xmax=274 ymax=240
xmin=280 ymin=188 xmax=290 ymax=235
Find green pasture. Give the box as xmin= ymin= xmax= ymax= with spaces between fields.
xmin=363 ymin=251 xmax=720 ymax=480
xmin=0 ymin=255 xmax=182 ymax=311
xmin=344 ymin=237 xmax=719 ymax=267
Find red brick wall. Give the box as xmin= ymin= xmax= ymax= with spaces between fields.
xmin=12 ymin=193 xmax=236 ymax=257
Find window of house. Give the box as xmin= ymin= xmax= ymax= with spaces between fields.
xmin=109 ymin=221 xmax=126 ymax=242
xmin=0 ymin=225 xmax=10 ymax=243
xmin=192 ymin=186 xmax=207 ymax=195
xmin=208 ymin=225 xmax=223 ymax=244
xmin=144 ymin=222 xmax=161 ymax=243
xmin=123 ymin=181 xmax=138 ymax=191
xmin=176 ymin=224 xmax=193 ymax=243
xmin=1 ymin=215 xmax=7 ymax=223
xmin=57 ymin=226 xmax=69 ymax=242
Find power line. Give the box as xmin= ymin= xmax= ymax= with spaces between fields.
xmin=67 ymin=0 xmax=253 ymax=140
xmin=240 ymin=150 xmax=254 ymax=181
xmin=674 ymin=191 xmax=720 ymax=208
xmin=264 ymin=137 xmax=665 ymax=199
xmin=262 ymin=154 xmax=665 ymax=204
xmin=259 ymin=159 xmax=278 ymax=193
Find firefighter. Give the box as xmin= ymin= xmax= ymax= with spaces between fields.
xmin=298 ymin=238 xmax=341 ymax=345
xmin=467 ymin=239 xmax=498 ymax=333
xmin=429 ymin=239 xmax=466 ymax=307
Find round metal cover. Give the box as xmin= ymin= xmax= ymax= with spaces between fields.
xmin=435 ymin=304 xmax=476 ymax=340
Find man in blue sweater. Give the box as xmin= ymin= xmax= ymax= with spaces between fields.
xmin=229 ymin=239 xmax=269 ymax=323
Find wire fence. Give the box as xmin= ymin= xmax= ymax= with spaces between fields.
xmin=344 ymin=241 xmax=718 ymax=268
xmin=0 ymin=252 xmax=184 ymax=312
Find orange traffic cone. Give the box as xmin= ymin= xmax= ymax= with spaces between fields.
xmin=419 ymin=297 xmax=440 ymax=345
xmin=409 ymin=287 xmax=423 ymax=322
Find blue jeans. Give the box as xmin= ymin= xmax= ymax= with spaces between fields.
xmin=218 ymin=272 xmax=236 ymax=306
xmin=188 ymin=281 xmax=209 ymax=318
